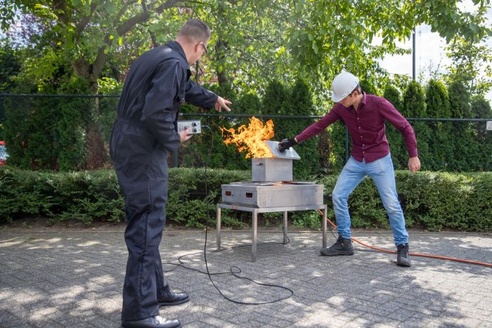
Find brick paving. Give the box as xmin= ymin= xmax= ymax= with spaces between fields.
xmin=0 ymin=226 xmax=491 ymax=327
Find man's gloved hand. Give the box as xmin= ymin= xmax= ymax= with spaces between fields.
xmin=278 ymin=138 xmax=297 ymax=152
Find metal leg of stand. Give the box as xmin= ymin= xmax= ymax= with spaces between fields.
xmin=252 ymin=209 xmax=258 ymax=262
xmin=283 ymin=211 xmax=288 ymax=244
xmin=322 ymin=205 xmax=327 ymax=248
xmin=215 ymin=203 xmax=327 ymax=261
xmin=216 ymin=205 xmax=221 ymax=250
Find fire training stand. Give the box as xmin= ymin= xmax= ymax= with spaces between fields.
xmin=216 ymin=203 xmax=328 ymax=262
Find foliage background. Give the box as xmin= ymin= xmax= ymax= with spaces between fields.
xmin=1 ymin=77 xmax=491 ymax=174
xmin=1 ymin=1 xmax=491 ymax=172
xmin=1 ymin=166 xmax=491 ymax=232
xmin=1 ymin=1 xmax=492 ymax=231
xmin=1 ymin=0 xmax=491 ymax=101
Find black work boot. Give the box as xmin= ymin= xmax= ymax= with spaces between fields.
xmin=396 ymin=243 xmax=411 ymax=267
xmin=320 ymin=236 xmax=354 ymax=256
xmin=158 ymin=285 xmax=189 ymax=307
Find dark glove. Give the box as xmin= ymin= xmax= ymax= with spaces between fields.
xmin=278 ymin=138 xmax=297 ymax=152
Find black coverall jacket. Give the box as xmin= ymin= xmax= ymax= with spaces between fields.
xmin=110 ymin=41 xmax=217 ymax=321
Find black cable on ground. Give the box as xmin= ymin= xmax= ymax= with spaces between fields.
xmin=202 ymin=227 xmax=294 ymax=305
xmin=164 ymin=125 xmax=294 ymax=305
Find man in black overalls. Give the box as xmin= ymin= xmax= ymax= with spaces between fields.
xmin=110 ymin=19 xmax=232 ymax=328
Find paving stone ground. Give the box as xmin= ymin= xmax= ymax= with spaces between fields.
xmin=0 ymin=226 xmax=491 ymax=328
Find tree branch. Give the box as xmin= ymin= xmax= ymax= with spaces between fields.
xmin=91 ymin=0 xmax=184 ymax=88
xmin=142 ymin=0 xmax=158 ymax=47
xmin=155 ymin=0 xmax=186 ymax=14
xmin=75 ymin=2 xmax=97 ymax=34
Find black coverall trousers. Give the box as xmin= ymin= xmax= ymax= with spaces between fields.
xmin=110 ymin=119 xmax=171 ymax=321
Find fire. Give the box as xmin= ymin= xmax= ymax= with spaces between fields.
xmin=221 ymin=116 xmax=275 ymax=158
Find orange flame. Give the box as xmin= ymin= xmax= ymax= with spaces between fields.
xmin=221 ymin=117 xmax=275 ymax=158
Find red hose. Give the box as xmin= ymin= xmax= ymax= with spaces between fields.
xmin=320 ymin=212 xmax=492 ymax=268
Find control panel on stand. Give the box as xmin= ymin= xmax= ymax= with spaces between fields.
xmin=177 ymin=120 xmax=201 ymax=134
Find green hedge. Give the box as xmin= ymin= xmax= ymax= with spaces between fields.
xmin=317 ymin=171 xmax=492 ymax=232
xmin=0 ymin=166 xmax=491 ymax=231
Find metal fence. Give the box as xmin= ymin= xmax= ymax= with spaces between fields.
xmin=0 ymin=94 xmax=491 ymax=173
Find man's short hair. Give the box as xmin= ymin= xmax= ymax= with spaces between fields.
xmin=177 ymin=19 xmax=211 ymax=43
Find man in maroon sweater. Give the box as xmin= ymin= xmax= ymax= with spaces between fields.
xmin=278 ymin=70 xmax=421 ymax=267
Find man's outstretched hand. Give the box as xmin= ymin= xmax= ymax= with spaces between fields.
xmin=278 ymin=138 xmax=297 ymax=152
xmin=215 ymin=96 xmax=232 ymax=112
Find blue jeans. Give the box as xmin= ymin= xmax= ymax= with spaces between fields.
xmin=332 ymin=154 xmax=409 ymax=246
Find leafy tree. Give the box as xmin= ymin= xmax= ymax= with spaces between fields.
xmin=388 ymin=81 xmax=426 ymax=169
xmin=402 ymin=81 xmax=425 ymax=118
xmin=383 ymin=84 xmax=403 ymax=111
xmin=192 ymin=1 xmax=294 ymax=95
xmin=262 ymin=80 xmax=289 ymax=116
xmin=471 ymin=96 xmax=492 ymax=170
xmin=0 ymin=42 xmax=21 ymax=92
xmin=383 ymin=84 xmax=406 ymax=168
xmin=1 ymin=1 xmax=186 ymax=168
xmin=445 ymin=32 xmax=492 ymax=98
xmin=360 ymin=79 xmax=379 ymax=96
xmin=449 ymin=81 xmax=473 ymax=118
xmin=386 ymin=81 xmax=429 ymax=171
xmin=3 ymin=0 xmax=490 ymax=98
xmin=412 ymin=128 xmax=430 ymax=172
xmin=425 ymin=79 xmax=452 ymax=170
xmin=426 ymin=79 xmax=451 ymax=118
xmin=2 ymin=0 xmax=492 ymax=171
xmin=472 ymin=95 xmax=492 ymax=119
xmin=443 ymin=60 xmax=491 ymax=169
xmin=285 ymin=78 xmax=319 ymax=178
xmin=448 ymin=80 xmax=476 ymax=170
xmin=285 ymin=0 xmax=492 ymax=91
xmin=2 ymin=1 xmax=188 ymax=93
xmin=0 ymin=42 xmax=21 ymax=140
